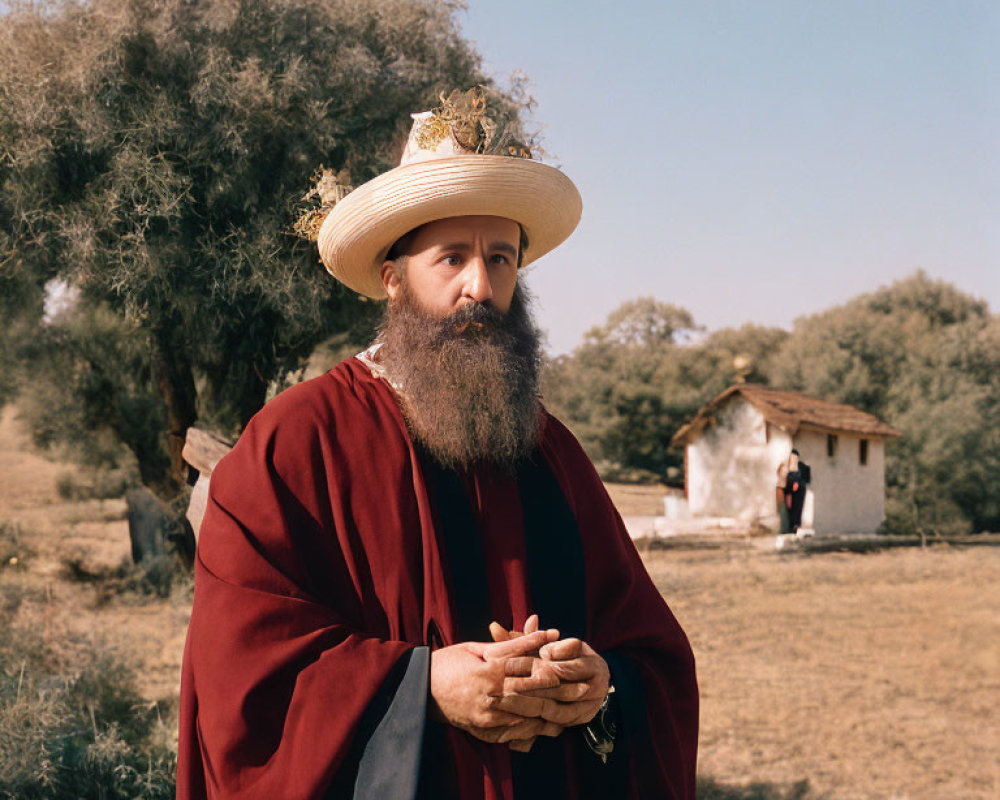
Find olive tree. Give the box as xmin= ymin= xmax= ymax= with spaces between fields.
xmin=1 ymin=0 xmax=527 ymax=497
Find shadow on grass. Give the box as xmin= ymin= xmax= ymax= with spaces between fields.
xmin=698 ymin=777 xmax=824 ymax=800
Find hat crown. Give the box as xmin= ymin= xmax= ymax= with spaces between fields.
xmin=400 ymin=112 xmax=470 ymax=165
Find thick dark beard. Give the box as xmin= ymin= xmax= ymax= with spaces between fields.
xmin=377 ymin=282 xmax=543 ymax=470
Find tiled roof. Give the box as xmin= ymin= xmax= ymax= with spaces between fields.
xmin=671 ymin=384 xmax=902 ymax=446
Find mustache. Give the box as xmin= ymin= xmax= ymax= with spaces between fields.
xmin=426 ymin=301 xmax=506 ymax=339
xmin=376 ymin=282 xmax=543 ymax=469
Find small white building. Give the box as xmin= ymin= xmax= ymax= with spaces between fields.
xmin=671 ymin=385 xmax=901 ymax=534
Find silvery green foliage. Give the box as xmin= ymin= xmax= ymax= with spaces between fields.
xmin=0 ymin=0 xmax=528 ymax=491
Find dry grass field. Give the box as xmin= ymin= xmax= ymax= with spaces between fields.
xmin=650 ymin=546 xmax=1000 ymax=800
xmin=2 ymin=407 xmax=997 ymax=798
xmin=0 ymin=408 xmax=190 ymax=707
xmin=605 ymin=481 xmax=672 ymax=516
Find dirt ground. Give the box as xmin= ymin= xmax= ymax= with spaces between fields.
xmin=605 ymin=481 xmax=671 ymax=516
xmin=649 ymin=545 xmax=999 ymax=800
xmin=0 ymin=407 xmax=190 ymax=704
xmin=2 ymin=407 xmax=997 ymax=798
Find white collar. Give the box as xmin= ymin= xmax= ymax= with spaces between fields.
xmin=354 ymin=342 xmax=405 ymax=394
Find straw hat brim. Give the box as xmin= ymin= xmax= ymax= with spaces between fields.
xmin=317 ymin=155 xmax=583 ymax=299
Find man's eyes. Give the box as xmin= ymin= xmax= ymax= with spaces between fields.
xmin=439 ymin=254 xmax=511 ymax=267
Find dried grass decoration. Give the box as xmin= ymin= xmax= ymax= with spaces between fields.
xmin=417 ymin=87 xmax=495 ymax=154
xmin=416 ymin=87 xmax=532 ymax=159
xmin=293 ymin=167 xmax=353 ymax=242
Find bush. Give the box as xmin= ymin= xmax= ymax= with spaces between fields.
xmin=0 ymin=629 xmax=176 ymax=799
xmin=0 ymin=522 xmax=30 ymax=572
xmin=62 ymin=554 xmax=191 ymax=603
xmin=55 ymin=469 xmax=133 ymax=502
xmin=881 ymin=494 xmax=972 ymax=539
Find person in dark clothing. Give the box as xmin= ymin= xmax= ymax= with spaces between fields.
xmin=784 ymin=449 xmax=810 ymax=533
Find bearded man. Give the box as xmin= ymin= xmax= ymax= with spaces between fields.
xmin=177 ymin=91 xmax=698 ymax=800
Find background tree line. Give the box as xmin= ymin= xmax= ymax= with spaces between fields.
xmin=541 ymin=271 xmax=999 ymax=536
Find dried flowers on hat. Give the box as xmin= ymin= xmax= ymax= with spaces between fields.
xmin=412 ymin=86 xmax=532 ymax=159
xmin=293 ymin=167 xmax=353 ymax=242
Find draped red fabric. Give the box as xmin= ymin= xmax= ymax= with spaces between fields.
xmin=176 ymin=357 xmax=698 ymax=799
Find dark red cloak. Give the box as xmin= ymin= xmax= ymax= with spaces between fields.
xmin=177 ymin=357 xmax=698 ymax=799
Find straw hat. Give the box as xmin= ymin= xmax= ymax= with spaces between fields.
xmin=310 ymin=89 xmax=582 ymax=299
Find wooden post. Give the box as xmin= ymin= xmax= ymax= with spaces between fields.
xmin=182 ymin=428 xmax=235 ymax=541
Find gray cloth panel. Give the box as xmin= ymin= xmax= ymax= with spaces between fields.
xmin=353 ymin=646 xmax=430 ymax=800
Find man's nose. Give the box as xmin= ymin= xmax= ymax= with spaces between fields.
xmin=461 ymin=254 xmax=495 ymax=305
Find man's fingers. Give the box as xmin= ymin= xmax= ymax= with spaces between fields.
xmin=496 ymin=717 xmax=555 ymax=743
xmin=503 ymin=656 xmax=536 ymax=677
xmin=502 ymin=657 xmax=562 ymax=691
xmin=508 ymin=736 xmax=536 ymax=753
xmin=509 ymin=681 xmax=591 ymax=702
xmin=539 ymin=637 xmax=584 ymax=661
xmin=529 ymin=698 xmax=581 ymax=727
xmin=481 ymin=690 xmax=573 ymax=728
xmin=503 ymin=657 xmax=560 ymax=689
xmin=490 ymin=614 xmax=539 ymax=645
xmin=474 ymin=702 xmax=527 ymax=729
xmin=502 ymin=655 xmax=559 ymax=680
xmin=503 ymin=674 xmax=561 ymax=694
xmin=483 ymin=629 xmax=558 ymax=660
xmin=491 ymin=693 xmax=589 ymax=727
xmin=546 ymin=655 xmax=606 ymax=682
xmin=491 ymin=693 xmax=547 ymax=719
xmin=489 ymin=621 xmax=509 ymax=642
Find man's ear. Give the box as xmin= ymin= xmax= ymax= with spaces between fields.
xmin=381 ymin=260 xmax=402 ymax=302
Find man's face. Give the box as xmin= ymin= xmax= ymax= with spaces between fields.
xmin=376 ymin=218 xmax=542 ymax=468
xmin=381 ymin=215 xmax=521 ymax=316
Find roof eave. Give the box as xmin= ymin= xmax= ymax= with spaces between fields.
xmin=795 ymin=420 xmax=903 ymax=439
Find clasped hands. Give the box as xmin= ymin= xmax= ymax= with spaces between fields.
xmin=429 ymin=614 xmax=610 ymax=753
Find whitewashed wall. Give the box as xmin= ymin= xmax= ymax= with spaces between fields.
xmin=791 ymin=428 xmax=886 ymax=533
xmin=686 ymin=398 xmax=793 ymax=527
xmin=685 ymin=398 xmax=888 ymax=533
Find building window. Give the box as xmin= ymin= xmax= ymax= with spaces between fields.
xmin=859 ymin=438 xmax=869 ymax=466
xmin=827 ymin=433 xmax=838 ymax=458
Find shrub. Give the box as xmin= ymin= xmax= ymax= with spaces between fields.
xmin=0 ymin=522 xmax=30 ymax=572
xmin=55 ymin=470 xmax=133 ymax=502
xmin=0 ymin=629 xmax=176 ymax=799
xmin=62 ymin=554 xmax=191 ymax=603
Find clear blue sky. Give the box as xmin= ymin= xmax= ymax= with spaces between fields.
xmin=460 ymin=1 xmax=999 ymax=353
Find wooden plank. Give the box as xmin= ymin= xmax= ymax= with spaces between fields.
xmin=182 ymin=427 xmax=234 ymax=475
